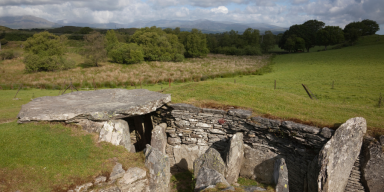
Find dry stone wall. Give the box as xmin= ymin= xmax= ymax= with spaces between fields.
xmin=152 ymin=103 xmax=334 ymax=192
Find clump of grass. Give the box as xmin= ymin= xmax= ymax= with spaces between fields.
xmin=170 ymin=171 xmax=195 ymax=192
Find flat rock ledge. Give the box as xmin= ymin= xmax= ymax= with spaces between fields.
xmin=17 ymin=89 xmax=171 ymax=123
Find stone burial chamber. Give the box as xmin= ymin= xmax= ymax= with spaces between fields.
xmin=17 ymin=89 xmax=171 ymax=152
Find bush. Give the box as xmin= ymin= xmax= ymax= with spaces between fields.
xmin=0 ymin=39 xmax=8 ymax=45
xmin=0 ymin=50 xmax=15 ymax=60
xmin=24 ymin=54 xmax=75 ymax=73
xmin=109 ymin=43 xmax=144 ymax=64
xmin=174 ymin=53 xmax=184 ymax=62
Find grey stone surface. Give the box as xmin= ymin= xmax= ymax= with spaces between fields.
xmin=281 ymin=121 xmax=320 ymax=134
xmin=361 ymin=140 xmax=384 ymax=192
xmin=173 ymin=144 xmax=209 ymax=171
xmin=167 ymin=137 xmax=181 ymax=145
xmin=194 ymin=148 xmax=227 ymax=178
xmin=319 ymin=127 xmax=333 ymax=139
xmin=118 ymin=167 xmax=148 ymax=192
xmin=380 ymin=135 xmax=384 ymax=146
xmin=144 ymin=144 xmax=170 ymax=192
xmin=98 ymin=186 xmax=121 ymax=192
xmin=169 ymin=103 xmax=201 ymax=113
xmin=225 ymin=132 xmax=244 ymax=184
xmin=274 ymin=158 xmax=289 ymax=192
xmin=240 ymin=144 xmax=278 ymax=184
xmin=151 ymin=125 xmax=167 ymax=154
xmin=243 ymin=186 xmax=267 ymax=192
xmin=110 ymin=162 xmax=126 ymax=181
xmin=74 ymin=182 xmax=93 ymax=192
xmin=99 ymin=120 xmax=134 ymax=152
xmin=77 ymin=119 xmax=105 ymax=133
xmin=195 ymin=167 xmax=230 ymax=192
xmin=18 ymin=89 xmax=171 ymax=123
xmin=227 ymin=109 xmax=252 ymax=119
xmin=94 ymin=176 xmax=107 ymax=185
xmin=307 ymin=117 xmax=367 ymax=192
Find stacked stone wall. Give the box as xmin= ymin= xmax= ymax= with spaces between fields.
xmin=152 ymin=103 xmax=335 ymax=192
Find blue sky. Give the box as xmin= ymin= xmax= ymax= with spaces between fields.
xmin=0 ymin=0 xmax=383 ymax=34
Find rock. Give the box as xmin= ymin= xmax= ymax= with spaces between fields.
xmin=18 ymin=89 xmax=171 ymax=123
xmin=193 ymin=148 xmax=226 ymax=178
xmin=194 ymin=167 xmax=230 ymax=192
xmin=77 ymin=119 xmax=105 ymax=133
xmin=227 ymin=109 xmax=252 ymax=119
xmin=167 ymin=137 xmax=181 ymax=145
xmin=221 ymin=186 xmax=235 ymax=191
xmin=169 ymin=103 xmax=201 ymax=113
xmin=210 ymin=129 xmax=226 ymax=135
xmin=307 ymin=117 xmax=367 ymax=192
xmin=99 ymin=120 xmax=134 ymax=152
xmin=319 ymin=127 xmax=333 ymax=139
xmin=240 ymin=144 xmax=278 ymax=184
xmin=361 ymin=140 xmax=384 ymax=192
xmin=118 ymin=167 xmax=148 ymax=192
xmin=110 ymin=162 xmax=125 ymax=181
xmin=273 ymin=158 xmax=289 ymax=192
xmin=151 ymin=125 xmax=167 ymax=154
xmin=380 ymin=135 xmax=384 ymax=146
xmin=98 ymin=186 xmax=121 ymax=192
xmin=225 ymin=133 xmax=244 ymax=184
xmin=74 ymin=183 xmax=93 ymax=192
xmin=281 ymin=121 xmax=320 ymax=134
xmin=173 ymin=145 xmax=209 ymax=170
xmin=144 ymin=144 xmax=170 ymax=192
xmin=94 ymin=176 xmax=107 ymax=185
xmin=243 ymin=186 xmax=266 ymax=192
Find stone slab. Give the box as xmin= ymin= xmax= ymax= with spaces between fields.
xmin=18 ymin=89 xmax=171 ymax=123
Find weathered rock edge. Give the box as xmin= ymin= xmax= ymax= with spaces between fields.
xmin=17 ymin=89 xmax=171 ymax=123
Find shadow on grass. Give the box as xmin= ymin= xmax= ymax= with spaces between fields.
xmin=170 ymin=170 xmax=195 ymax=192
xmin=78 ymin=62 xmax=99 ymax=68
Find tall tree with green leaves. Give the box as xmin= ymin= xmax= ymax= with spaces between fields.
xmin=178 ymin=29 xmax=209 ymax=58
xmin=261 ymin=31 xmax=275 ymax=53
xmin=302 ymin=20 xmax=325 ymax=52
xmin=105 ymin=29 xmax=119 ymax=53
xmin=317 ymin=26 xmax=344 ymax=50
xmin=361 ymin=19 xmax=380 ymax=35
xmin=81 ymin=32 xmax=107 ymax=67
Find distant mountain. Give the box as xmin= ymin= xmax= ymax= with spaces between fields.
xmin=0 ymin=15 xmax=287 ymax=34
xmin=0 ymin=15 xmax=61 ymax=29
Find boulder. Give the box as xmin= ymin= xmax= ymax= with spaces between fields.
xmin=361 ymin=140 xmax=384 ymax=192
xmin=225 ymin=133 xmax=244 ymax=184
xmin=307 ymin=117 xmax=367 ymax=192
xmin=18 ymin=89 xmax=171 ymax=123
xmin=144 ymin=144 xmax=170 ymax=192
xmin=243 ymin=186 xmax=267 ymax=192
xmin=151 ymin=125 xmax=167 ymax=154
xmin=110 ymin=162 xmax=126 ymax=181
xmin=193 ymin=148 xmax=226 ymax=178
xmin=194 ymin=167 xmax=230 ymax=192
xmin=118 ymin=167 xmax=148 ymax=192
xmin=77 ymin=119 xmax=105 ymax=133
xmin=173 ymin=145 xmax=209 ymax=170
xmin=240 ymin=144 xmax=278 ymax=184
xmin=273 ymin=158 xmax=289 ymax=192
xmin=99 ymin=120 xmax=135 ymax=152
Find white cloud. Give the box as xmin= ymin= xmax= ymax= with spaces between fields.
xmin=211 ymin=6 xmax=229 ymax=14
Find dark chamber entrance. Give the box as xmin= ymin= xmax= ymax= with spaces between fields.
xmin=124 ymin=114 xmax=154 ymax=152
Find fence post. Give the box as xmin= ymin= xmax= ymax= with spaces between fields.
xmin=274 ymin=80 xmax=276 ymax=90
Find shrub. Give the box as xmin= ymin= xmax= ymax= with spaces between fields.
xmin=109 ymin=43 xmax=144 ymax=64
xmin=0 ymin=50 xmax=15 ymax=60
xmin=24 ymin=54 xmax=75 ymax=73
xmin=174 ymin=53 xmax=184 ymax=62
xmin=0 ymin=39 xmax=8 ymax=45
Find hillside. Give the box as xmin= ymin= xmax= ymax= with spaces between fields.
xmin=0 ymin=25 xmax=14 ymax=32
xmin=0 ymin=15 xmax=60 ymax=29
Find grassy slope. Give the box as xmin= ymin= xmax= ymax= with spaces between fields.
xmin=165 ymin=35 xmax=384 ymax=136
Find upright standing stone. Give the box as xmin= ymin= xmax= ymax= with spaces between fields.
xmin=307 ymin=117 xmax=367 ymax=192
xmin=193 ymin=148 xmax=226 ymax=178
xmin=118 ymin=167 xmax=149 ymax=192
xmin=274 ymin=158 xmax=289 ymax=192
xmin=99 ymin=120 xmax=135 ymax=152
xmin=173 ymin=145 xmax=209 ymax=171
xmin=151 ymin=125 xmax=167 ymax=154
xmin=361 ymin=139 xmax=384 ymax=192
xmin=144 ymin=144 xmax=170 ymax=192
xmin=194 ymin=167 xmax=230 ymax=192
xmin=225 ymin=132 xmax=244 ymax=184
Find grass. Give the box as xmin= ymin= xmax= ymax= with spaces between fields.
xmin=164 ymin=35 xmax=384 ymax=137
xmin=0 ymin=39 xmax=270 ymax=90
xmin=0 ymin=121 xmax=145 ymax=192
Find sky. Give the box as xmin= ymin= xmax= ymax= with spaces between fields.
xmin=0 ymin=0 xmax=383 ymax=34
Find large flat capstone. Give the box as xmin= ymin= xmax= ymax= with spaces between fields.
xmin=17 ymin=89 xmax=171 ymax=123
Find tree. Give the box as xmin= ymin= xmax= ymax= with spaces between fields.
xmin=81 ymin=32 xmax=107 ymax=67
xmin=130 ymin=26 xmax=185 ymax=61
xmin=361 ymin=19 xmax=380 ymax=35
xmin=178 ymin=29 xmax=209 ymax=58
xmin=317 ymin=26 xmax=344 ymax=50
xmin=106 ymin=29 xmax=119 ymax=53
xmin=302 ymin=20 xmax=325 ymax=52
xmin=109 ymin=43 xmax=144 ymax=64
xmin=344 ymin=22 xmax=363 ymax=43
xmin=261 ymin=31 xmax=275 ymax=53
xmin=79 ymin=27 xmax=94 ymax=34
xmin=23 ymin=31 xmax=75 ymax=72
